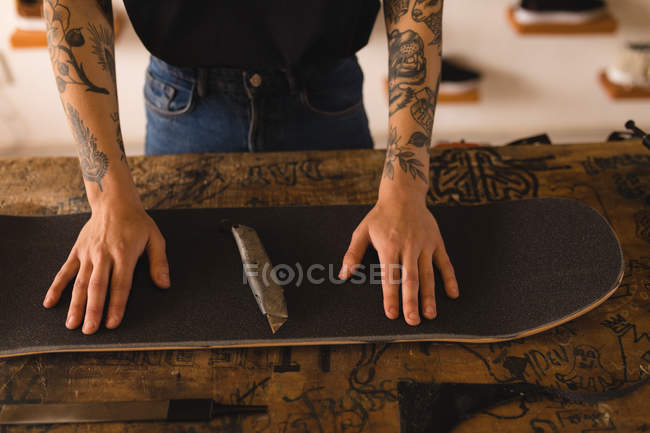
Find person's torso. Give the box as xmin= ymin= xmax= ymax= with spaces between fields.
xmin=123 ymin=0 xmax=380 ymax=69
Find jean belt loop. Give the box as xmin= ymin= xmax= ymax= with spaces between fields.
xmin=196 ymin=68 xmax=208 ymax=97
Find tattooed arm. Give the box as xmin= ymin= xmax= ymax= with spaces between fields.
xmin=340 ymin=0 xmax=458 ymax=326
xmin=42 ymin=0 xmax=170 ymax=334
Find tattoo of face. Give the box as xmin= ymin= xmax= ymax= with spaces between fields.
xmin=67 ymin=103 xmax=108 ymax=191
xmin=388 ymin=30 xmax=426 ymax=115
xmin=385 ymin=0 xmax=410 ymax=24
xmin=44 ymin=0 xmax=109 ymax=94
xmin=412 ymin=0 xmax=443 ymax=46
xmin=88 ymin=23 xmax=116 ymax=85
xmin=95 ymin=0 xmax=114 ymax=23
xmin=110 ymin=112 xmax=126 ymax=162
xmin=384 ymin=127 xmax=428 ymax=183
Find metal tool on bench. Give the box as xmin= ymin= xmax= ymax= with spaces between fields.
xmin=230 ymin=223 xmax=289 ymax=333
xmin=0 ymin=399 xmax=267 ymax=424
xmin=625 ymin=120 xmax=650 ymax=150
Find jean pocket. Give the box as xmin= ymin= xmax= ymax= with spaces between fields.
xmin=298 ymin=57 xmax=364 ymax=117
xmin=299 ymin=89 xmax=363 ymax=117
xmin=144 ymin=70 xmax=196 ymax=118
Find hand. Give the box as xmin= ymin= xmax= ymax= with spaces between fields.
xmin=42 ymin=205 xmax=170 ymax=334
xmin=339 ymin=192 xmax=458 ymax=326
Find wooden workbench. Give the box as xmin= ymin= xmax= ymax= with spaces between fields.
xmin=1 ymin=141 xmax=649 ymax=432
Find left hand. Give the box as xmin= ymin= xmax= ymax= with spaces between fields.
xmin=338 ymin=191 xmax=459 ymax=326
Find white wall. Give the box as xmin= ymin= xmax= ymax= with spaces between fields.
xmin=0 ymin=0 xmax=648 ymax=156
xmin=360 ymin=0 xmax=650 ymax=146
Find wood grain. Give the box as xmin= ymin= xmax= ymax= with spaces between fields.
xmin=0 ymin=140 xmax=648 ymax=432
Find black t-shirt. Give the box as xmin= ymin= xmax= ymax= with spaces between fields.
xmin=123 ymin=0 xmax=380 ymax=69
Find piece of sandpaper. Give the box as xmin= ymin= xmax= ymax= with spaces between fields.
xmin=0 ymin=198 xmax=623 ymax=357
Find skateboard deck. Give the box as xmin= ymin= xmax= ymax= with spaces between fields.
xmin=0 ymin=198 xmax=623 ymax=358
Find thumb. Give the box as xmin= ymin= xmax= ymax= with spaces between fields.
xmin=147 ymin=232 xmax=170 ymax=289
xmin=339 ymin=223 xmax=370 ymax=280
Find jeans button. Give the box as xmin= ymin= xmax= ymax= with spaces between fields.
xmin=249 ymin=73 xmax=262 ymax=88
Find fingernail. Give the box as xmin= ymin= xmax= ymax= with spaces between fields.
xmin=66 ymin=316 xmax=75 ymax=328
xmin=426 ymin=307 xmax=436 ymax=318
xmin=408 ymin=312 xmax=420 ymax=322
xmin=388 ymin=307 xmax=398 ymax=318
xmin=160 ymin=273 xmax=170 ymax=286
xmin=106 ymin=315 xmax=118 ymax=328
xmin=82 ymin=321 xmax=96 ymax=334
xmin=43 ymin=296 xmax=50 ymax=307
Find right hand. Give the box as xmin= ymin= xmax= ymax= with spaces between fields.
xmin=42 ymin=205 xmax=170 ymax=334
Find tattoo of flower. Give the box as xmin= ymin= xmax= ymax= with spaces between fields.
xmin=384 ymin=127 xmax=428 ymax=183
xmin=44 ymin=0 xmax=108 ymax=94
xmin=67 ymin=104 xmax=108 ymax=191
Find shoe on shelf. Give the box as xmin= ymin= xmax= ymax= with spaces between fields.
xmin=606 ymin=43 xmax=650 ymax=89
xmin=15 ymin=0 xmax=45 ymax=32
xmin=440 ymin=58 xmax=482 ymax=95
xmin=514 ymin=0 xmax=608 ymax=25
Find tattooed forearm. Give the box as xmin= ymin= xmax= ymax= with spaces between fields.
xmin=412 ymin=0 xmax=443 ymax=46
xmin=44 ymin=0 xmax=109 ymax=94
xmin=388 ymin=29 xmax=426 ymax=115
xmin=110 ymin=112 xmax=126 ymax=162
xmin=67 ymin=103 xmax=109 ymax=191
xmin=383 ymin=0 xmax=443 ymax=185
xmin=88 ymin=23 xmax=116 ymax=85
xmin=384 ymin=127 xmax=427 ymax=183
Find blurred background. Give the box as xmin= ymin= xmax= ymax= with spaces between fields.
xmin=0 ymin=0 xmax=648 ymax=157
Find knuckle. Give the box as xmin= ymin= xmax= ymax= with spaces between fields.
xmin=110 ymin=286 xmax=130 ymax=298
xmin=421 ymin=267 xmax=434 ymax=279
xmin=73 ymin=279 xmax=88 ymax=291
xmin=403 ymin=300 xmax=418 ymax=311
xmin=342 ymin=252 xmax=354 ymax=263
xmin=381 ymin=247 xmax=399 ymax=261
xmin=90 ymin=245 xmax=107 ymax=259
xmin=85 ymin=307 xmax=102 ymax=317
xmin=386 ymin=228 xmax=402 ymax=243
xmin=68 ymin=302 xmax=84 ymax=311
xmin=421 ymin=294 xmax=436 ymax=304
xmin=155 ymin=258 xmax=169 ymax=269
xmin=54 ymin=269 xmax=68 ymax=283
xmin=112 ymin=240 xmax=129 ymax=255
xmin=109 ymin=301 xmax=126 ymax=313
xmin=88 ymin=280 xmax=105 ymax=294
xmin=402 ymin=276 xmax=419 ymax=287
xmin=156 ymin=234 xmax=167 ymax=249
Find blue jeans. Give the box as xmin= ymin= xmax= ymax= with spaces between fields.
xmin=144 ymin=56 xmax=374 ymax=155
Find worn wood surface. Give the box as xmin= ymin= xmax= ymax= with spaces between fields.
xmin=0 ymin=141 xmax=649 ymax=432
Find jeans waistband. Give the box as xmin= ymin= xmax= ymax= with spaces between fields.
xmin=149 ymin=56 xmax=354 ymax=97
